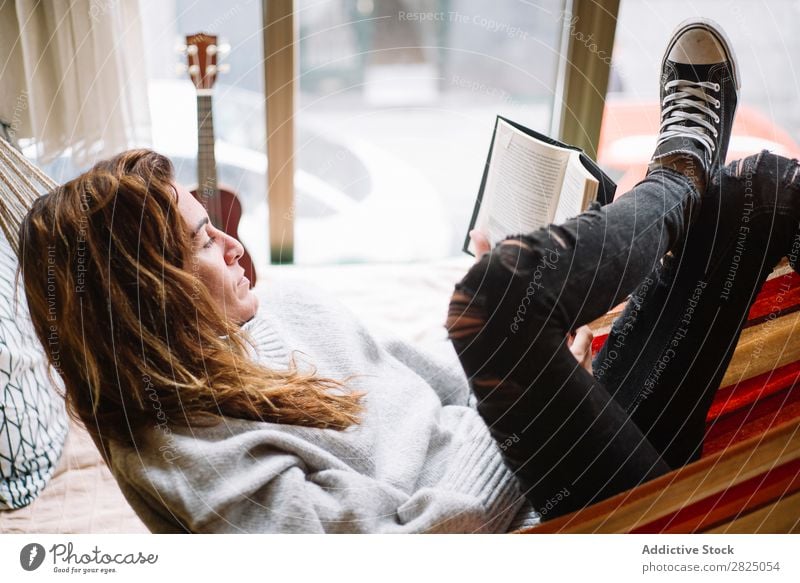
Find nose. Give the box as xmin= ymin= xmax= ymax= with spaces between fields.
xmin=223 ymin=233 xmax=244 ymax=265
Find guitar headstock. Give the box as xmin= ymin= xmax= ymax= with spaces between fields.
xmin=178 ymin=33 xmax=230 ymax=91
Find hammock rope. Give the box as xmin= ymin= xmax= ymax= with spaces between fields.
xmin=0 ymin=137 xmax=56 ymax=256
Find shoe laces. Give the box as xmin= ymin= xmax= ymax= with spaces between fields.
xmin=657 ymin=79 xmax=721 ymax=159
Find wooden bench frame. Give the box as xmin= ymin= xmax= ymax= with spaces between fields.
xmin=522 ymin=416 xmax=800 ymax=533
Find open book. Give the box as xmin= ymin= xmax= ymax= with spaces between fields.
xmin=463 ymin=116 xmax=616 ymax=256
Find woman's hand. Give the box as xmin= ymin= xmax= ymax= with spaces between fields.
xmin=567 ymin=325 xmax=594 ymax=374
xmin=469 ymin=229 xmax=491 ymax=262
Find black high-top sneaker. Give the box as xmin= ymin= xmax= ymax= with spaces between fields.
xmin=648 ymin=18 xmax=740 ymax=183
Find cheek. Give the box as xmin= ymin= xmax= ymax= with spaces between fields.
xmin=192 ymin=255 xmax=225 ymax=293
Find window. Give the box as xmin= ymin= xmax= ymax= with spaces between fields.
xmin=51 ymin=0 xmax=568 ymax=266
xmin=296 ymin=0 xmax=565 ymax=263
xmin=601 ymin=1 xmax=800 ymax=195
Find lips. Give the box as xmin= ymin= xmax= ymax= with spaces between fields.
xmin=234 ymin=264 xmax=247 ymax=288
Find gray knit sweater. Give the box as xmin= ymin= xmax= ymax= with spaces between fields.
xmin=108 ymin=277 xmax=540 ymax=533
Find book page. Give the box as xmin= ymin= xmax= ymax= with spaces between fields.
xmin=553 ymin=152 xmax=598 ymax=225
xmin=475 ymin=120 xmax=570 ymax=246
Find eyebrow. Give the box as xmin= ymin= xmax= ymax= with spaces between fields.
xmin=192 ymin=217 xmax=209 ymax=238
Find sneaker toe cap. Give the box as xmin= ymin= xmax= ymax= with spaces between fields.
xmin=668 ymin=28 xmax=727 ymax=65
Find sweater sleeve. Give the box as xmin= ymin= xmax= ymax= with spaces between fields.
xmin=110 ymin=420 xmax=522 ymax=534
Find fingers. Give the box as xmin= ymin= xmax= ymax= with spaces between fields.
xmin=570 ymin=325 xmax=593 ymax=354
xmin=469 ymin=229 xmax=491 ymax=261
xmin=568 ymin=325 xmax=594 ymax=374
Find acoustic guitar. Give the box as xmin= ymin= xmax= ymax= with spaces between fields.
xmin=182 ymin=32 xmax=256 ymax=287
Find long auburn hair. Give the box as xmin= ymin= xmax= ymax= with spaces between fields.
xmin=19 ymin=149 xmax=362 ymax=446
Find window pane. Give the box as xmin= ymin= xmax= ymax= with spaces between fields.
xmin=297 ymin=0 xmax=565 ymax=263
xmin=603 ymin=1 xmax=800 ymax=195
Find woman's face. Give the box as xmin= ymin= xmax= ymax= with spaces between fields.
xmin=175 ymin=182 xmax=259 ymax=324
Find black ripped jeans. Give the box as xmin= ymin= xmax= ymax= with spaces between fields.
xmin=447 ymin=152 xmax=800 ymax=521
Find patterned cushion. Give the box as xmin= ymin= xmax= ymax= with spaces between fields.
xmin=0 ymin=231 xmax=68 ymax=509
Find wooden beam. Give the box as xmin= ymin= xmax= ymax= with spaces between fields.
xmin=263 ymin=0 xmax=295 ymax=264
xmin=522 ymin=417 xmax=800 ymax=533
xmin=558 ymin=0 xmax=619 ymax=159
xmin=705 ymin=489 xmax=800 ymax=533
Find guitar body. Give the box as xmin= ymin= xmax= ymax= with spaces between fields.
xmin=184 ymin=32 xmax=257 ymax=287
xmin=190 ymin=183 xmax=256 ymax=285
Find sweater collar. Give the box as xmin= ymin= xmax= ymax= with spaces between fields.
xmin=240 ymin=314 xmax=290 ymax=367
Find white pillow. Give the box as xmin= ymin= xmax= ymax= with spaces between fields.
xmin=0 ymin=231 xmax=68 ymax=509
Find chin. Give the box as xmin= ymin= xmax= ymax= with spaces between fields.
xmin=239 ymin=295 xmax=259 ymax=323
xmin=247 ymin=292 xmax=259 ymax=312
xmin=234 ymin=311 xmax=257 ymax=327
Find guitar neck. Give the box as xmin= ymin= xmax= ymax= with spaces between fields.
xmin=196 ymin=93 xmax=222 ymax=226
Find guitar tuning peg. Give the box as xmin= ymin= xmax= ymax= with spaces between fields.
xmin=206 ymin=65 xmax=218 ymax=75
xmin=186 ymin=44 xmax=199 ymax=56
xmin=217 ymin=64 xmax=231 ymax=74
xmin=175 ymin=42 xmax=187 ymax=54
xmin=206 ymin=44 xmax=218 ymax=56
xmin=188 ymin=64 xmax=200 ymax=75
xmin=217 ymin=43 xmax=231 ymax=55
xmin=175 ymin=63 xmax=188 ymax=74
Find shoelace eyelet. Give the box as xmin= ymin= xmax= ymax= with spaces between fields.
xmin=715 ymin=100 xmax=721 ymax=109
xmin=714 ymin=83 xmax=720 ymax=91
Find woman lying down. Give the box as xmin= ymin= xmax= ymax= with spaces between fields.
xmin=18 ymin=18 xmax=800 ymax=533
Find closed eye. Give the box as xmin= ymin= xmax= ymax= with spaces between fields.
xmin=203 ymin=235 xmax=217 ymax=249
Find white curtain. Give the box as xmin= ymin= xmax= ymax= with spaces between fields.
xmin=0 ymin=0 xmax=151 ymax=165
